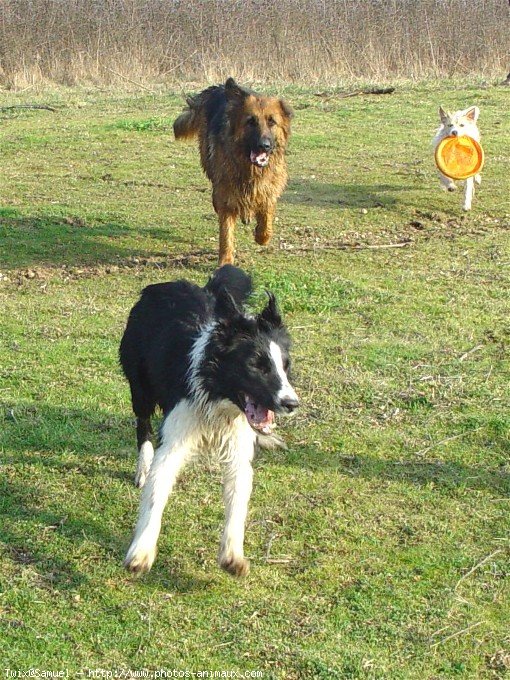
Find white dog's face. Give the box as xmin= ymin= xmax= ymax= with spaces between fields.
xmin=438 ymin=106 xmax=480 ymax=141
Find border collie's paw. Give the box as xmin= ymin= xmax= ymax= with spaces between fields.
xmin=256 ymin=431 xmax=287 ymax=451
xmin=134 ymin=469 xmax=147 ymax=488
xmin=124 ymin=544 xmax=156 ymax=573
xmin=220 ymin=555 xmax=250 ymax=577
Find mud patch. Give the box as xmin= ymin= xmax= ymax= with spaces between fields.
xmin=1 ymin=250 xmax=217 ymax=285
xmin=278 ymin=212 xmax=508 ymax=255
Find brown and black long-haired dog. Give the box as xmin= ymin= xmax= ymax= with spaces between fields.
xmin=174 ymin=78 xmax=293 ymax=265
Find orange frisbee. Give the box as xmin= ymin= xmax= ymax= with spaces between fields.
xmin=435 ymin=135 xmax=484 ymax=180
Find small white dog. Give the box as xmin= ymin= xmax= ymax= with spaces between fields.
xmin=434 ymin=106 xmax=481 ymax=211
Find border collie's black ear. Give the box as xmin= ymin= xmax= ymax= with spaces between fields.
xmin=225 ymin=77 xmax=247 ymax=101
xmin=215 ymin=289 xmax=242 ymax=322
xmin=258 ymin=292 xmax=282 ymax=330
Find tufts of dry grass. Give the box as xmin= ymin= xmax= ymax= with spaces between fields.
xmin=0 ymin=0 xmax=509 ymax=89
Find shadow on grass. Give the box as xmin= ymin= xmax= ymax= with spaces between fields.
xmin=283 ymin=180 xmax=425 ymax=209
xmin=0 ymin=209 xmax=193 ymax=270
xmin=4 ymin=400 xmax=508 ymax=591
xmin=1 ymin=478 xmax=106 ymax=590
xmin=0 ymin=477 xmax=210 ymax=594
xmin=4 ymin=399 xmax=509 ymax=499
xmin=267 ymin=445 xmax=510 ymax=496
xmin=0 ymin=401 xmax=212 ymax=592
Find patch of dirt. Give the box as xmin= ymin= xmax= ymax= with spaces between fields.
xmin=278 ymin=212 xmax=509 ymax=255
xmin=1 ymin=213 xmax=508 ymax=284
xmin=0 ymin=250 xmax=217 ymax=285
xmin=486 ymin=650 xmax=510 ymax=674
xmin=6 ymin=545 xmax=37 ymax=565
xmin=99 ymin=173 xmax=172 ymax=189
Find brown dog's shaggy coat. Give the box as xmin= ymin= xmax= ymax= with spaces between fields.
xmin=174 ymin=78 xmax=293 ymax=264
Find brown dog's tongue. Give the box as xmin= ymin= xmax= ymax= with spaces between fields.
xmin=250 ymin=151 xmax=269 ymax=167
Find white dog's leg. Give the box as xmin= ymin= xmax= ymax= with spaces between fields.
xmin=438 ymin=170 xmax=456 ymax=192
xmin=124 ymin=401 xmax=198 ymax=573
xmin=219 ymin=418 xmax=256 ymax=577
xmin=475 ymin=173 xmax=482 ymax=186
xmin=463 ymin=176 xmax=474 ymax=211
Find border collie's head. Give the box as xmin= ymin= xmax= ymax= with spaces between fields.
xmin=201 ymin=290 xmax=298 ymax=433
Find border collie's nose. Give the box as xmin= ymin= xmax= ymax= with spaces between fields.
xmin=451 ymin=129 xmax=458 ymax=136
xmin=280 ymin=396 xmax=299 ymax=412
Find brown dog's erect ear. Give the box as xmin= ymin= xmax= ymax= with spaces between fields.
xmin=225 ymin=77 xmax=248 ymax=101
xmin=258 ymin=292 xmax=283 ymax=330
xmin=279 ymin=99 xmax=294 ymax=120
xmin=439 ymin=106 xmax=449 ymax=124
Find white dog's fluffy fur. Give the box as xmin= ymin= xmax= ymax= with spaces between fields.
xmin=433 ymin=106 xmax=481 ymax=211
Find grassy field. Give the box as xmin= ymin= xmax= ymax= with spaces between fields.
xmin=0 ymin=81 xmax=509 ymax=678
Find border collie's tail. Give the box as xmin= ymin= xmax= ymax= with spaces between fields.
xmin=205 ymin=265 xmax=253 ymax=308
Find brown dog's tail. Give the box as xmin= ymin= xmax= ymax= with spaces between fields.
xmin=173 ymin=110 xmax=198 ymax=140
xmin=173 ymin=95 xmax=201 ymax=140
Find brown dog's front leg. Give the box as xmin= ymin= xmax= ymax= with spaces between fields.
xmin=218 ymin=211 xmax=237 ymax=265
xmin=254 ymin=204 xmax=275 ymax=246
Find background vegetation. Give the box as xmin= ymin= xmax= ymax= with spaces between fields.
xmin=0 ymin=0 xmax=509 ymax=89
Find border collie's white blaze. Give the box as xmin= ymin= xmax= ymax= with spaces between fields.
xmin=119 ymin=265 xmax=298 ymax=577
xmin=269 ymin=341 xmax=299 ymax=406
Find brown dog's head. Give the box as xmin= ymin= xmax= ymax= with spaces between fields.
xmin=225 ymin=77 xmax=293 ymax=168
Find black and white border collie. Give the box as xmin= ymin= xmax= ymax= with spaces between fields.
xmin=120 ymin=265 xmax=298 ymax=577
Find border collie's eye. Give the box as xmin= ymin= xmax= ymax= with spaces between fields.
xmin=267 ymin=116 xmax=276 ymax=127
xmin=459 ymin=123 xmax=465 ymax=127
xmin=246 ymin=116 xmax=257 ymax=126
xmin=256 ymin=357 xmax=271 ymax=374
xmin=283 ymin=358 xmax=290 ymax=372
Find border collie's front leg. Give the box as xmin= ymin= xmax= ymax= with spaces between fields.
xmin=135 ymin=417 xmax=154 ymax=488
xmin=219 ymin=420 xmax=256 ymax=577
xmin=124 ymin=402 xmax=197 ymax=573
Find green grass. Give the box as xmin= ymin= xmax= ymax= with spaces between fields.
xmin=0 ymin=81 xmax=509 ymax=678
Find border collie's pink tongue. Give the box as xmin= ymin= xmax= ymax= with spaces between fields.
xmin=250 ymin=150 xmax=269 ymax=167
xmin=244 ymin=397 xmax=274 ymax=434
